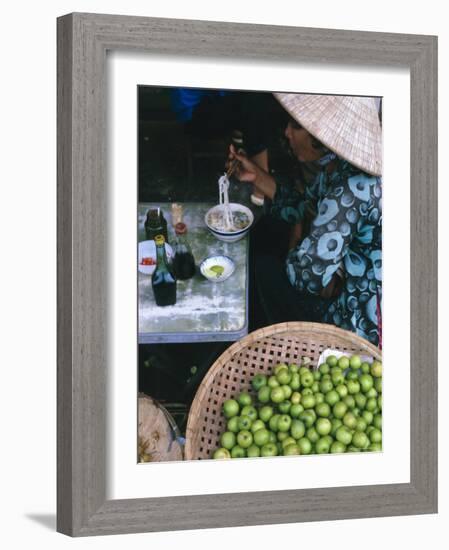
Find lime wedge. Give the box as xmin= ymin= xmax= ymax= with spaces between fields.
xmin=210 ymin=265 xmax=225 ymax=277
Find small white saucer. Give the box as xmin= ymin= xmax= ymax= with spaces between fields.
xmin=200 ymin=255 xmax=235 ymax=282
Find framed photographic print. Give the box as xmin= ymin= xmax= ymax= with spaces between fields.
xmin=57 ymin=12 xmax=437 ymax=536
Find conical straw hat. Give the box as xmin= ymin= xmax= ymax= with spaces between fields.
xmin=274 ymin=93 xmax=382 ymax=176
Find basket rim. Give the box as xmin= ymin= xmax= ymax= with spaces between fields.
xmin=184 ymin=321 xmax=381 ymax=460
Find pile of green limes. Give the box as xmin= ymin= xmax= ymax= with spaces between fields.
xmin=212 ymin=354 xmax=382 ymax=459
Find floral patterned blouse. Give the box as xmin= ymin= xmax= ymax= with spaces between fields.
xmin=270 ymin=158 xmax=382 ymax=346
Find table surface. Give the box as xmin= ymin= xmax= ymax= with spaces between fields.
xmin=138 ymin=202 xmax=250 ymax=343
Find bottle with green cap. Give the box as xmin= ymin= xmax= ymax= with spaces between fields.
xmin=151 ymin=234 xmax=176 ymax=306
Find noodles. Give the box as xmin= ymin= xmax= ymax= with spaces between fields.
xmin=206 ymin=173 xmax=251 ymax=233
xmin=218 ymin=174 xmax=234 ymax=230
xmin=207 ymin=209 xmax=250 ymax=233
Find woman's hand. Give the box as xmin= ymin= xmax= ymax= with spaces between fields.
xmin=227 ymin=144 xmax=260 ymax=183
xmin=227 ymin=145 xmax=277 ymax=199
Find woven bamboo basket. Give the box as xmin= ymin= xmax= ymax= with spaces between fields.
xmin=185 ymin=322 xmax=381 ymax=460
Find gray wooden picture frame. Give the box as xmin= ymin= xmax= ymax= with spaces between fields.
xmin=57 ymin=12 xmax=438 ymax=537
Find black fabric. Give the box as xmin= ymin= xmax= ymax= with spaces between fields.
xmin=185 ymin=92 xmax=285 ymax=157
xmin=249 ymin=214 xmax=331 ymax=328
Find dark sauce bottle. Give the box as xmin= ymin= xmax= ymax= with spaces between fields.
xmin=145 ymin=207 xmax=168 ymax=242
xmin=151 ymin=234 xmax=176 ymax=306
xmin=172 ymin=222 xmax=196 ymax=280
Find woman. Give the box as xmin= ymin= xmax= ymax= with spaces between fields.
xmin=230 ymin=94 xmax=382 ymax=346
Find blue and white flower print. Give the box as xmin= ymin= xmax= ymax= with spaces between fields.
xmin=271 ymin=159 xmax=382 ymax=345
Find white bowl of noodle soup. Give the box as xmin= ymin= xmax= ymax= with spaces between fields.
xmin=205 ymin=203 xmax=254 ymax=243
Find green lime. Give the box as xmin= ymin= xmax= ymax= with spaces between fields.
xmin=332 ymin=401 xmax=348 ymax=419
xmin=369 ymin=428 xmax=382 ymax=444
xmin=290 ymin=391 xmax=302 ymax=404
xmin=240 ymin=405 xmax=258 ymax=421
xmin=277 ymin=414 xmax=292 ymax=432
xmin=297 ymin=437 xmax=313 ymax=455
xmin=355 ymin=417 xmax=367 ymax=432
xmin=326 ymin=355 xmax=338 ymax=367
xmin=274 ymin=363 xmax=289 ymax=375
xmin=315 ymin=436 xmax=331 ymax=454
xmin=319 ymin=363 xmax=330 ymax=375
xmin=227 ymin=416 xmax=240 ymax=433
xmin=290 ymin=419 xmax=306 ymax=440
xmin=338 ymin=356 xmax=350 ymax=369
xmin=223 ymin=399 xmax=239 ymax=418
xmin=349 ymin=354 xmax=362 ymax=370
xmin=331 ymin=418 xmax=343 ymax=436
xmin=373 ymin=414 xmax=382 ymax=430
xmin=374 ymin=377 xmax=383 ymax=393
xmin=270 ymin=386 xmax=285 ymax=404
xmin=258 ymin=405 xmax=274 ymax=423
xmin=290 ymin=373 xmax=301 ymax=390
xmin=210 ymin=265 xmax=224 ymax=276
xmin=231 ymin=445 xmax=246 ymax=458
xmin=316 ymin=418 xmax=332 ymax=436
xmin=347 ymin=380 xmax=361 ymax=395
xmin=362 ymin=410 xmax=374 ymax=425
xmin=300 ymin=371 xmax=314 ymax=388
xmin=252 ymin=373 xmax=268 ymax=392
xmin=359 ymin=373 xmax=374 ymax=393
xmin=237 ymin=430 xmax=253 ymax=449
xmin=354 ymin=392 xmax=367 ymax=409
xmin=281 ymin=436 xmax=297 ymax=449
xmin=213 ymin=448 xmax=231 ymax=459
xmin=260 ymin=443 xmax=278 ymax=457
xmin=290 ymin=403 xmax=304 ymax=418
xmin=289 ymin=363 xmax=299 ymax=374
xmin=361 ymin=361 xmax=371 ymax=374
xmin=335 ymin=426 xmax=352 ymax=445
xmin=314 ymin=392 xmax=325 ymax=405
xmin=330 ymin=441 xmax=346 ymax=454
xmin=336 ymin=384 xmax=348 ymax=398
xmin=343 ymin=395 xmax=356 ymax=409
xmin=250 ymin=419 xmax=265 ymax=433
xmin=320 ymin=378 xmax=334 ymax=394
xmin=238 ymin=392 xmax=253 ymax=407
xmin=306 ymin=427 xmax=320 ymax=443
xmin=277 ymin=431 xmax=289 ymax=442
xmin=269 ymin=414 xmax=280 ymax=432
xmin=276 ymin=369 xmax=291 ymax=385
xmin=352 ymin=431 xmax=369 ymax=449
xmin=325 ymin=389 xmax=340 ymax=406
xmin=258 ymin=385 xmax=271 ymax=404
xmin=371 ymin=360 xmax=382 ymax=378
xmin=315 ymin=402 xmax=331 ymax=417
xmin=342 ymin=412 xmax=357 ymax=430
xmin=302 ymin=394 xmax=316 ymax=409
xmin=365 ymin=397 xmax=378 ymax=412
xmin=246 ymin=445 xmax=261 ymax=458
xmin=238 ymin=416 xmax=252 ymax=431
xmin=283 ymin=444 xmax=301 ymax=456
xmin=278 ymin=400 xmax=292 ymax=414
xmin=220 ymin=431 xmax=236 ymax=450
xmin=253 ymin=428 xmax=270 ymax=447
xmin=300 ymin=409 xmax=316 ymax=427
